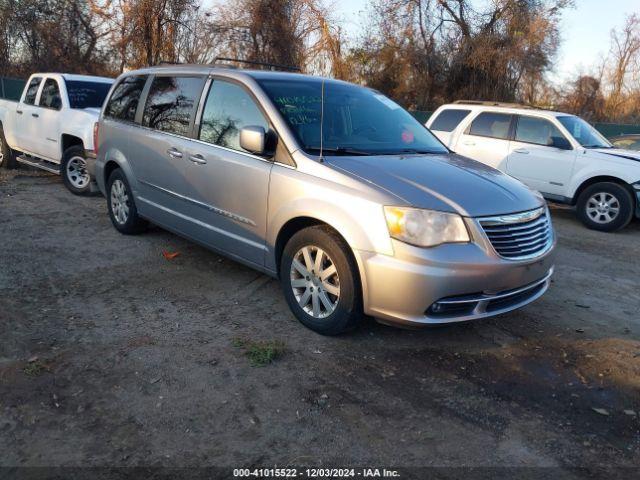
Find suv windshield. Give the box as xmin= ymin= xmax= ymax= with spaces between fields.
xmin=557 ymin=115 xmax=611 ymax=149
xmin=65 ymin=80 xmax=113 ymax=109
xmin=258 ymin=78 xmax=447 ymax=156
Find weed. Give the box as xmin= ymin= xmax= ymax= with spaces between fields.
xmin=23 ymin=360 xmax=47 ymax=377
xmin=233 ymin=338 xmax=285 ymax=367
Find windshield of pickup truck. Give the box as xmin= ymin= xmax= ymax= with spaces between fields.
xmin=557 ymin=115 xmax=611 ymax=149
xmin=65 ymin=80 xmax=113 ymax=109
xmin=258 ymin=78 xmax=448 ymax=156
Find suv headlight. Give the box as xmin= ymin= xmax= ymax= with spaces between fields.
xmin=384 ymin=206 xmax=470 ymax=247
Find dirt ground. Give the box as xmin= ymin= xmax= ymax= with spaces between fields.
xmin=1 ymin=169 xmax=639 ymax=476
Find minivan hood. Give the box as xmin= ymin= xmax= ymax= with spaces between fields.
xmin=326 ymin=153 xmax=544 ymax=217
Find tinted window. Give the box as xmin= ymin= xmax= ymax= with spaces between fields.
xmin=258 ymin=79 xmax=448 ymax=156
xmin=515 ymin=116 xmax=566 ymax=146
xmin=104 ymin=75 xmax=148 ymax=122
xmin=430 ymin=109 xmax=471 ymax=132
xmin=468 ymin=112 xmax=513 ymax=140
xmin=38 ymin=79 xmax=62 ymax=109
xmin=199 ymin=80 xmax=269 ymax=151
xmin=66 ymin=81 xmax=113 ymax=109
xmin=23 ymin=77 xmax=42 ymax=105
xmin=142 ymin=76 xmax=204 ymax=136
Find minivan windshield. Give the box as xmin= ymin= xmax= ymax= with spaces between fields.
xmin=258 ymin=78 xmax=448 ymax=156
xmin=557 ymin=115 xmax=611 ymax=149
xmin=65 ymin=80 xmax=113 ymax=109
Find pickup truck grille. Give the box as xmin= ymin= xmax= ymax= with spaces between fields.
xmin=479 ymin=207 xmax=552 ymax=260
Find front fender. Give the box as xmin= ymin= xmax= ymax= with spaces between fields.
xmin=265 ymin=164 xmax=394 ymax=273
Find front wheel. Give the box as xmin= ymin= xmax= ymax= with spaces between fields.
xmin=280 ymin=226 xmax=362 ymax=335
xmin=576 ymin=182 xmax=634 ymax=232
xmin=61 ymin=146 xmax=91 ymax=195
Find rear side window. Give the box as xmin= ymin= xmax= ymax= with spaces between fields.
xmin=468 ymin=112 xmax=513 ymax=140
xmin=104 ymin=75 xmax=147 ymax=122
xmin=66 ymin=81 xmax=113 ymax=109
xmin=515 ymin=116 xmax=566 ymax=146
xmin=38 ymin=79 xmax=62 ymax=110
xmin=23 ymin=77 xmax=42 ymax=105
xmin=199 ymin=80 xmax=269 ymax=152
xmin=430 ymin=109 xmax=471 ymax=132
xmin=142 ymin=76 xmax=205 ymax=136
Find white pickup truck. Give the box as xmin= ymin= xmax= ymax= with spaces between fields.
xmin=0 ymin=73 xmax=113 ymax=194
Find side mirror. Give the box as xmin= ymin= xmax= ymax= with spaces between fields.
xmin=550 ymin=136 xmax=572 ymax=150
xmin=240 ymin=126 xmax=266 ymax=155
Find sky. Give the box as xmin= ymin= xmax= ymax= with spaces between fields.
xmin=333 ymin=0 xmax=639 ymax=84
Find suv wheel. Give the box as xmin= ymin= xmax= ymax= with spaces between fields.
xmin=577 ymin=182 xmax=634 ymax=232
xmin=61 ymin=145 xmax=91 ymax=195
xmin=106 ymin=168 xmax=148 ymax=234
xmin=0 ymin=126 xmax=16 ymax=169
xmin=280 ymin=226 xmax=362 ymax=335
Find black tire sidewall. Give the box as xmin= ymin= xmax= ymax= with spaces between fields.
xmin=577 ymin=182 xmax=634 ymax=232
xmin=61 ymin=146 xmax=91 ymax=195
xmin=106 ymin=168 xmax=146 ymax=234
xmin=280 ymin=226 xmax=362 ymax=335
xmin=0 ymin=127 xmax=16 ymax=170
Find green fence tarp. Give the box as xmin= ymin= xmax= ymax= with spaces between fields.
xmin=0 ymin=77 xmax=26 ymax=101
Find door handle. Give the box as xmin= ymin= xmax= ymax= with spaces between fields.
xmin=513 ymin=148 xmax=529 ymax=154
xmin=463 ymin=141 xmax=475 ymax=146
xmin=189 ymin=154 xmax=207 ymax=165
xmin=166 ymin=148 xmax=183 ymax=159
xmin=16 ymin=110 xmax=23 ymax=115
xmin=32 ymin=113 xmax=39 ymax=118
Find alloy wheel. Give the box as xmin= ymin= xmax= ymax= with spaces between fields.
xmin=110 ymin=179 xmax=130 ymax=225
xmin=586 ymin=192 xmax=620 ymax=224
xmin=289 ymin=245 xmax=340 ymax=318
xmin=66 ymin=156 xmax=90 ymax=189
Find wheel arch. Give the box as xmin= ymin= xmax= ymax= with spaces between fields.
xmin=571 ymin=175 xmax=635 ymax=205
xmin=61 ymin=134 xmax=84 ymax=157
xmin=274 ymin=216 xmax=366 ymax=310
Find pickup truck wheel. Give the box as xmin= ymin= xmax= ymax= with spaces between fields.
xmin=577 ymin=182 xmax=634 ymax=232
xmin=0 ymin=127 xmax=16 ymax=169
xmin=280 ymin=226 xmax=362 ymax=335
xmin=61 ymin=146 xmax=91 ymax=195
xmin=107 ymin=168 xmax=148 ymax=234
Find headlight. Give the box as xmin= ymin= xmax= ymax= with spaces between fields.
xmin=384 ymin=206 xmax=470 ymax=247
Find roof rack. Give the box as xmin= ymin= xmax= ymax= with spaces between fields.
xmin=213 ymin=57 xmax=301 ymax=72
xmin=453 ymin=100 xmax=540 ymax=110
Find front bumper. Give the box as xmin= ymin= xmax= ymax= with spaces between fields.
xmin=355 ymin=221 xmax=556 ymax=327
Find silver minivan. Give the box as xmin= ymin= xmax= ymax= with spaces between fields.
xmin=95 ymin=64 xmax=555 ymax=335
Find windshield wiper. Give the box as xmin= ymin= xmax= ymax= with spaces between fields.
xmin=306 ymin=146 xmax=373 ymax=156
xmin=583 ymin=144 xmax=611 ymax=149
xmin=394 ymin=148 xmax=444 ymax=155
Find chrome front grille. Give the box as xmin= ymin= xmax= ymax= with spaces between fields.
xmin=479 ymin=207 xmax=552 ymax=260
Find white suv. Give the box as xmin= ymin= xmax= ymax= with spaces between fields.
xmin=426 ymin=102 xmax=640 ymax=232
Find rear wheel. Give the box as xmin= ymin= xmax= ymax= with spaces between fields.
xmin=577 ymin=182 xmax=634 ymax=232
xmin=0 ymin=126 xmax=16 ymax=169
xmin=106 ymin=168 xmax=148 ymax=234
xmin=61 ymin=146 xmax=91 ymax=195
xmin=280 ymin=226 xmax=362 ymax=335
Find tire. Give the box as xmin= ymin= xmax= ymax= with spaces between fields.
xmin=576 ymin=182 xmax=634 ymax=232
xmin=0 ymin=126 xmax=16 ymax=169
xmin=61 ymin=145 xmax=91 ymax=195
xmin=106 ymin=168 xmax=148 ymax=234
xmin=280 ymin=225 xmax=362 ymax=335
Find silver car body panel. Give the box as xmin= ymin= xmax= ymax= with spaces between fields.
xmin=95 ymin=65 xmax=556 ymax=326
